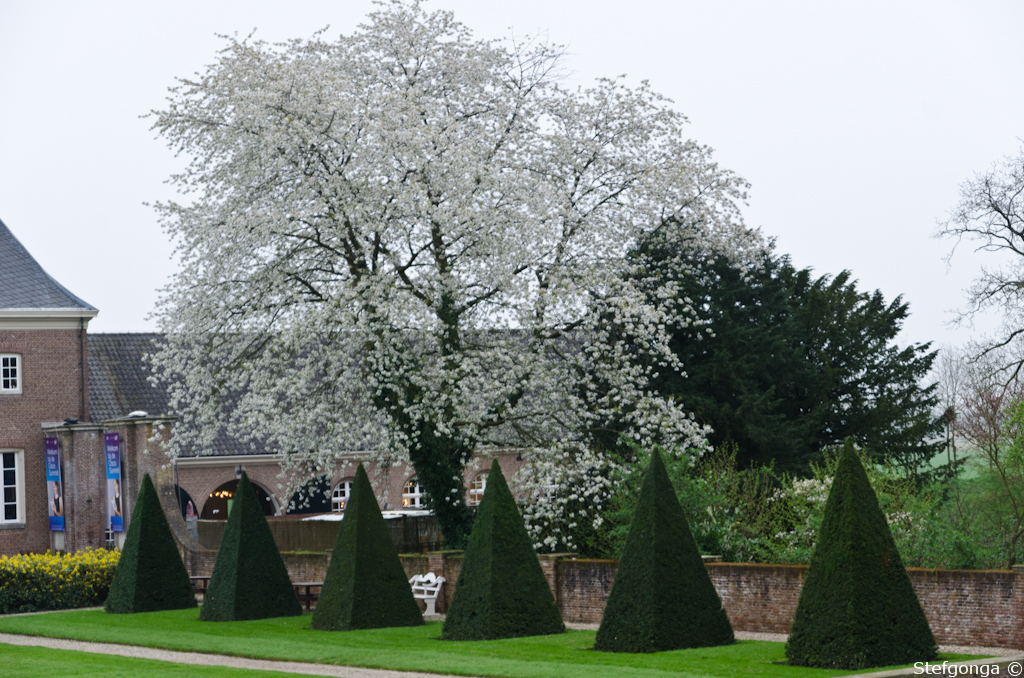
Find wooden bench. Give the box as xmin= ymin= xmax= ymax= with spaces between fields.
xmin=408 ymin=572 xmax=445 ymax=616
xmin=292 ymin=581 xmax=323 ymax=611
xmin=192 ymin=576 xmax=322 ymax=612
xmin=190 ymin=575 xmax=210 ymax=596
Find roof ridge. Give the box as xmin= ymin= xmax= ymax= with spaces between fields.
xmin=0 ymin=217 xmax=97 ymax=311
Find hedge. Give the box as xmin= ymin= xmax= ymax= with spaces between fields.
xmin=105 ymin=473 xmax=197 ymax=613
xmin=0 ymin=549 xmax=120 ymax=614
xmin=200 ymin=471 xmax=302 ymax=621
xmin=441 ymin=459 xmax=565 ymax=640
xmin=786 ymin=440 xmax=937 ymax=669
xmin=595 ymin=448 xmax=734 ymax=652
xmin=312 ymin=463 xmax=423 ymax=631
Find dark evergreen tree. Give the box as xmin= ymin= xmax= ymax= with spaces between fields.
xmin=594 ymin=449 xmax=733 ymax=652
xmin=786 ymin=440 xmax=937 ymax=669
xmin=642 ymin=252 xmax=815 ymax=472
xmin=105 ymin=473 xmax=196 ymax=613
xmin=628 ymin=235 xmax=944 ymax=475
xmin=311 ymin=463 xmax=423 ymax=631
xmin=199 ymin=472 xmax=302 ymax=621
xmin=441 ymin=459 xmax=565 ymax=640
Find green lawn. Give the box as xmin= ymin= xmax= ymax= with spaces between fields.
xmin=0 ymin=644 xmax=309 ymax=678
xmin=0 ymin=609 xmax=983 ymax=678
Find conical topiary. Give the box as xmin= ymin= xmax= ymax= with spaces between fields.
xmin=199 ymin=472 xmax=302 ymax=621
xmin=311 ymin=463 xmax=423 ymax=631
xmin=441 ymin=459 xmax=565 ymax=640
xmin=785 ymin=440 xmax=937 ymax=669
xmin=594 ymin=448 xmax=734 ymax=652
xmin=105 ymin=473 xmax=196 ymax=613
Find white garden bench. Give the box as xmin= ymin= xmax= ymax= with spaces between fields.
xmin=409 ymin=572 xmax=446 ymax=616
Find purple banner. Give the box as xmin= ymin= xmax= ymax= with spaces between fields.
xmin=104 ymin=433 xmax=123 ymax=533
xmin=44 ymin=437 xmax=64 ymax=532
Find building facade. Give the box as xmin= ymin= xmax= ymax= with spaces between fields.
xmin=0 ymin=218 xmax=98 ymax=554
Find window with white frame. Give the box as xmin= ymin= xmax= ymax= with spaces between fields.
xmin=0 ymin=355 xmax=20 ymax=394
xmin=467 ymin=472 xmax=488 ymax=507
xmin=402 ymin=478 xmax=424 ymax=508
xmin=1 ymin=450 xmax=25 ymax=524
xmin=332 ymin=480 xmax=353 ymax=512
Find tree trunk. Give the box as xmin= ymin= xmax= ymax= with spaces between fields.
xmin=407 ymin=421 xmax=476 ymax=550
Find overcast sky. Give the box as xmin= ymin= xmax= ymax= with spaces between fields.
xmin=1 ymin=1 xmax=1021 ymax=351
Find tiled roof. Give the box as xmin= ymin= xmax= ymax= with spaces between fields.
xmin=87 ymin=333 xmax=169 ymax=422
xmin=88 ymin=333 xmax=266 ymax=456
xmin=0 ymin=218 xmax=96 ymax=310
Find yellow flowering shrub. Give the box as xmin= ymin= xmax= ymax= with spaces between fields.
xmin=0 ymin=549 xmax=120 ymax=613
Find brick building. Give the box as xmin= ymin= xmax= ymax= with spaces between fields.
xmin=0 ymin=217 xmax=97 ymax=554
xmin=0 ymin=217 xmax=515 ymax=557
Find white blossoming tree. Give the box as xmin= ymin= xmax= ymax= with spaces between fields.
xmin=148 ymin=0 xmax=759 ymax=549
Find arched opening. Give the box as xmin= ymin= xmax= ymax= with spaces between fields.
xmin=174 ymin=485 xmax=197 ymax=519
xmin=200 ymin=479 xmax=276 ymax=520
xmin=286 ymin=475 xmax=331 ymax=515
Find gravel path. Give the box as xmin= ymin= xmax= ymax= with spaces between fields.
xmin=0 ymin=632 xmax=464 ymax=678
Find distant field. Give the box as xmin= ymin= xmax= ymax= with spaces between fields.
xmin=925 ymin=446 xmax=984 ymax=479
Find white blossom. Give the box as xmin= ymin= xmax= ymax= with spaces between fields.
xmin=147 ymin=0 xmax=762 ymax=546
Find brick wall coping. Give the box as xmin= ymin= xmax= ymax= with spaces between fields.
xmin=708 ymin=561 xmax=1017 ymax=577
xmin=906 ymin=567 xmax=1013 ymax=575
xmin=709 ymin=561 xmax=807 ymax=568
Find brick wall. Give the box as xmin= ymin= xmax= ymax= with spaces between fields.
xmin=704 ymin=563 xmax=1024 ymax=648
xmin=552 ymin=559 xmax=1024 ymax=649
xmin=396 ymin=554 xmax=1024 ymax=649
xmin=281 ymin=552 xmax=332 ymax=582
xmin=0 ymin=329 xmax=89 ymax=555
xmin=48 ymin=425 xmax=108 ymax=552
xmin=555 ymin=559 xmax=617 ymax=623
xmin=908 ymin=568 xmax=1023 ymax=649
xmin=707 ymin=563 xmax=806 ymax=634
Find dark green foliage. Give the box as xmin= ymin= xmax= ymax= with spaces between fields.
xmin=441 ymin=459 xmax=565 ymax=640
xmin=595 ymin=449 xmax=733 ymax=652
xmin=374 ymin=374 xmax=475 ymax=550
xmin=287 ymin=475 xmax=331 ymax=514
xmin=625 ymin=237 xmax=944 ymax=475
xmin=311 ymin=464 xmax=423 ymax=631
xmin=199 ymin=472 xmax=302 ymax=621
xmin=105 ymin=474 xmax=196 ymax=613
xmin=786 ymin=440 xmax=937 ymax=669
xmin=405 ymin=421 xmax=475 ymax=550
xmin=603 ymin=444 xmax=776 ymax=563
